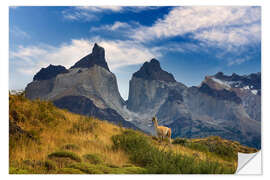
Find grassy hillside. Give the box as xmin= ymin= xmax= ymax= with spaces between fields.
xmin=9 ymin=92 xmax=257 ymax=174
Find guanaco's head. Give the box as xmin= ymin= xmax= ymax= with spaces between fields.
xmin=152 ymin=117 xmax=157 ymax=124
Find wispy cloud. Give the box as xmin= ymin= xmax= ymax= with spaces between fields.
xmin=10 ymin=26 xmax=30 ymax=39
xmin=90 ymin=21 xmax=132 ymax=32
xmin=132 ymin=7 xmax=260 ymax=45
xmin=62 ymin=8 xmax=98 ymax=21
xmin=76 ymin=6 xmax=124 ymax=13
xmin=125 ymin=6 xmax=260 ymax=65
xmin=10 ymin=38 xmax=160 ymax=75
xmin=194 ymin=23 xmax=260 ymax=48
xmin=63 ymin=6 xmax=160 ymax=22
xmin=228 ymin=58 xmax=249 ymax=66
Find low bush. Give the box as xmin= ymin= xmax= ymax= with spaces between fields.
xmin=9 ymin=167 xmax=30 ymax=174
xmin=83 ymin=154 xmax=103 ymax=164
xmin=172 ymin=138 xmax=188 ymax=145
xmin=48 ymin=151 xmax=81 ymax=162
xmin=68 ymin=163 xmax=104 ymax=174
xmin=183 ymin=141 xmax=236 ymax=161
xmin=56 ymin=167 xmax=84 ymax=174
xmin=112 ymin=130 xmax=234 ymax=174
xmin=68 ymin=162 xmax=147 ymax=174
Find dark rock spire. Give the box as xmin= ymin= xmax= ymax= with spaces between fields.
xmin=133 ymin=58 xmax=176 ymax=82
xmin=70 ymin=43 xmax=110 ymax=71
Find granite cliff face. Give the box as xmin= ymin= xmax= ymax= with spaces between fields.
xmin=126 ymin=60 xmax=261 ymax=148
xmin=202 ymin=72 xmax=261 ymax=122
xmin=25 ymin=43 xmax=137 ymax=130
xmin=126 ymin=59 xmax=187 ymax=132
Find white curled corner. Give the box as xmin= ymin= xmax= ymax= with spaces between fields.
xmin=236 ymin=151 xmax=262 ymax=174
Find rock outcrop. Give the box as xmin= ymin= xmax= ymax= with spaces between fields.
xmin=70 ymin=43 xmax=110 ymax=71
xmin=53 ymin=95 xmax=138 ymax=130
xmin=126 ymin=59 xmax=261 ymax=148
xmin=25 ymin=43 xmax=135 ymax=129
xmin=33 ymin=64 xmax=69 ymax=81
xmin=133 ymin=59 xmax=176 ymax=82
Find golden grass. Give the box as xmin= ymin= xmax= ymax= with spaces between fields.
xmin=9 ymin=94 xmax=130 ymax=168
xmin=9 ymin=93 xmax=254 ymax=174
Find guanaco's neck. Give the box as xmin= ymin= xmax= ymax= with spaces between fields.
xmin=154 ymin=120 xmax=158 ymax=129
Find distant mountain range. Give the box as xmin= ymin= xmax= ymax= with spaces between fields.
xmin=25 ymin=43 xmax=261 ymax=148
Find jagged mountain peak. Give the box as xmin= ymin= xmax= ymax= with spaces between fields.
xmin=133 ymin=58 xmax=176 ymax=82
xmin=214 ymin=72 xmax=241 ymax=81
xmin=33 ymin=64 xmax=68 ymax=81
xmin=92 ymin=43 xmax=105 ymax=58
xmin=211 ymin=71 xmax=261 ymax=90
xmin=70 ymin=43 xmax=110 ymax=71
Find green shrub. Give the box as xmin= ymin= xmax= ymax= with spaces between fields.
xmin=48 ymin=151 xmax=81 ymax=162
xmin=112 ymin=130 xmax=150 ymax=154
xmin=120 ymin=166 xmax=147 ymax=174
xmin=56 ymin=167 xmax=84 ymax=174
xmin=207 ymin=142 xmax=236 ymax=160
xmin=185 ymin=142 xmax=209 ymax=152
xmin=172 ymin=138 xmax=188 ymax=145
xmin=68 ymin=162 xmax=147 ymax=174
xmin=9 ymin=167 xmax=30 ymax=174
xmin=183 ymin=141 xmax=236 ymax=161
xmin=111 ymin=130 xmax=235 ymax=174
xmin=83 ymin=154 xmax=103 ymax=164
xmin=68 ymin=163 xmax=104 ymax=174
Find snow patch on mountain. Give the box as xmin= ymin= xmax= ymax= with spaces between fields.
xmin=211 ymin=77 xmax=231 ymax=89
xmin=251 ymin=90 xmax=258 ymax=95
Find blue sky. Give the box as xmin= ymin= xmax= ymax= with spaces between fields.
xmin=9 ymin=6 xmax=261 ymax=99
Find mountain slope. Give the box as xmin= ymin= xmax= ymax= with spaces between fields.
xmin=9 ymin=92 xmax=257 ymax=174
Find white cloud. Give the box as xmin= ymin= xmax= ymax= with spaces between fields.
xmin=90 ymin=21 xmax=131 ymax=32
xmin=194 ymin=23 xmax=261 ymax=48
xmin=127 ymin=6 xmax=260 ymax=65
xmin=76 ymin=6 xmax=124 ymax=12
xmin=62 ymin=9 xmax=98 ymax=21
xmin=132 ymin=6 xmax=261 ymax=47
xmin=10 ymin=39 xmax=92 ymax=75
xmin=109 ymin=21 xmax=130 ymax=31
xmin=98 ymin=40 xmax=160 ymax=69
xmin=10 ymin=39 xmax=160 ymax=75
xmin=228 ymin=58 xmax=249 ymax=66
xmin=11 ymin=26 xmax=30 ymax=39
xmin=76 ymin=6 xmax=159 ymax=13
xmin=63 ymin=6 xmax=159 ymax=22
